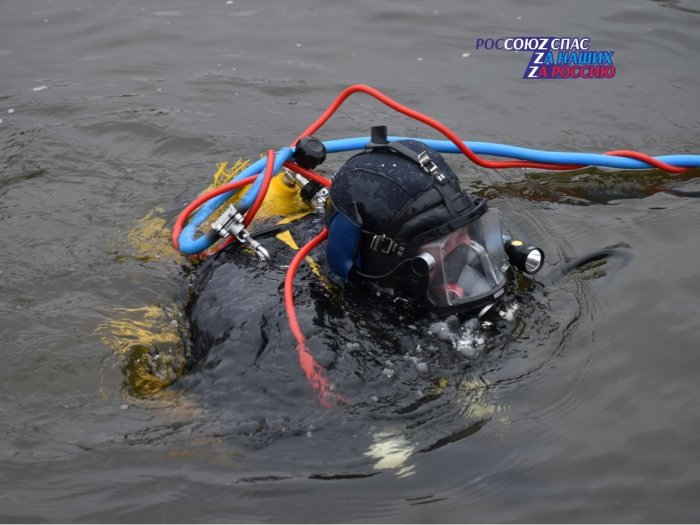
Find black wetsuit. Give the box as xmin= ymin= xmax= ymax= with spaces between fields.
xmin=180 ymin=213 xmax=559 ymax=462
xmin=185 ymin=212 xmax=542 ymax=415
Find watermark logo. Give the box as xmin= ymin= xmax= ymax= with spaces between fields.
xmin=474 ymin=37 xmax=616 ymax=79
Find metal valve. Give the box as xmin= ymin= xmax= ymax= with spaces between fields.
xmin=210 ymin=204 xmax=271 ymax=262
xmin=283 ymin=168 xmax=329 ymax=210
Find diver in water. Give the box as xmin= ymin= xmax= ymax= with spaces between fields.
xmin=129 ymin=84 xmax=690 ymax=460
xmin=186 ymin=126 xmax=546 ymax=407
xmin=180 ymin=84 xmax=674 ymax=409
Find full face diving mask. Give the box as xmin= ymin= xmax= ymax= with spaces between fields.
xmin=323 ymin=126 xmax=539 ymax=316
xmin=417 ymin=208 xmax=506 ymax=309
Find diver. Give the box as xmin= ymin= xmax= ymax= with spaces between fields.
xmin=176 ymin=83 xmax=688 ymax=406
xmin=184 ymin=125 xmax=546 ymax=407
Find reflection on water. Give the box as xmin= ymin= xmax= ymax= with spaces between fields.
xmin=364 ymin=374 xmax=509 ymax=478
xmin=476 ymin=167 xmax=700 ymax=206
xmin=98 ymin=205 xmax=191 ymax=398
xmin=97 ymin=304 xmax=188 ymax=397
xmin=366 ymin=429 xmax=417 ymax=477
xmin=650 ymin=0 xmax=700 ymax=15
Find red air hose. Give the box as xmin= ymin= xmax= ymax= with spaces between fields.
xmin=284 ymin=161 xmax=332 ymax=187
xmin=244 ymin=150 xmax=277 ymax=226
xmin=603 ymin=150 xmax=690 ymax=174
xmin=283 ymin=228 xmax=342 ymax=407
xmin=292 ymin=84 xmax=578 ymax=171
xmin=292 ymin=84 xmax=691 ymax=173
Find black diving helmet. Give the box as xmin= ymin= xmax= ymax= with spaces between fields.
xmin=323 ymin=127 xmax=509 ymax=315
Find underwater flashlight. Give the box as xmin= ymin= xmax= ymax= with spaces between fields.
xmin=504 ymin=240 xmax=545 ymax=275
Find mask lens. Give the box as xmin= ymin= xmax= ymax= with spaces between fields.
xmin=420 ymin=210 xmax=506 ymax=308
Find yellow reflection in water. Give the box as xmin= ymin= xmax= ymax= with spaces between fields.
xmin=454 ymin=375 xmax=504 ymax=420
xmin=123 ymin=206 xmax=178 ymax=264
xmin=364 ymin=375 xmax=511 ymax=477
xmin=98 ymin=304 xmax=188 ymax=398
xmin=365 ymin=428 xmax=417 ymax=478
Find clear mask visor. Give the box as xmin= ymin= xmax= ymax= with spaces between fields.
xmin=419 ymin=209 xmax=506 ymax=308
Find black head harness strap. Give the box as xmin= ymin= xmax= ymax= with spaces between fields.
xmin=342 ymin=127 xmax=486 ymax=295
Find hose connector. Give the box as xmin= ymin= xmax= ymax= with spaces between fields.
xmin=250 ymin=240 xmax=271 ymax=262
xmin=210 ymin=204 xmax=271 ymax=262
xmin=283 ymin=168 xmax=329 ymax=209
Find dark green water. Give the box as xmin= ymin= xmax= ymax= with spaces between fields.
xmin=1 ymin=0 xmax=699 ymax=522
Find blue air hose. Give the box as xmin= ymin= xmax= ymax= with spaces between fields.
xmin=177 ymin=138 xmax=699 ymax=254
xmin=323 ymin=137 xmax=700 ymax=170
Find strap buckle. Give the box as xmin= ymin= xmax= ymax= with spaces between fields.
xmin=369 ymin=234 xmax=404 ymax=255
xmin=418 ymin=151 xmax=446 ymax=184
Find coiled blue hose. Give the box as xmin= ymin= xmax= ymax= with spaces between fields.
xmin=178 ymin=148 xmax=293 ymax=255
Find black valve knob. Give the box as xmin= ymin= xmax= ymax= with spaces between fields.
xmin=294 ymin=136 xmax=326 ymax=169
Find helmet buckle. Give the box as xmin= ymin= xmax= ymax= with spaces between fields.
xmin=417 ymin=151 xmax=447 ymax=184
xmin=370 ymin=234 xmax=400 ymax=254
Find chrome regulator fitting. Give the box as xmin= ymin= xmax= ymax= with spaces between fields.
xmin=283 ymin=168 xmax=329 ymax=210
xmin=210 ymin=204 xmax=271 ymax=262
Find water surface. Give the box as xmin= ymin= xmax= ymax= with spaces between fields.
xmin=1 ymin=0 xmax=699 ymax=522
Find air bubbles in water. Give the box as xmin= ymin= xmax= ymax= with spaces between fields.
xmin=427 ymin=320 xmax=455 ymax=343
xmin=456 ymin=319 xmax=484 ymax=358
xmin=405 ymin=355 xmax=428 ymax=373
xmin=428 ymin=316 xmax=486 ymax=359
xmin=498 ymin=302 xmax=519 ymax=322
